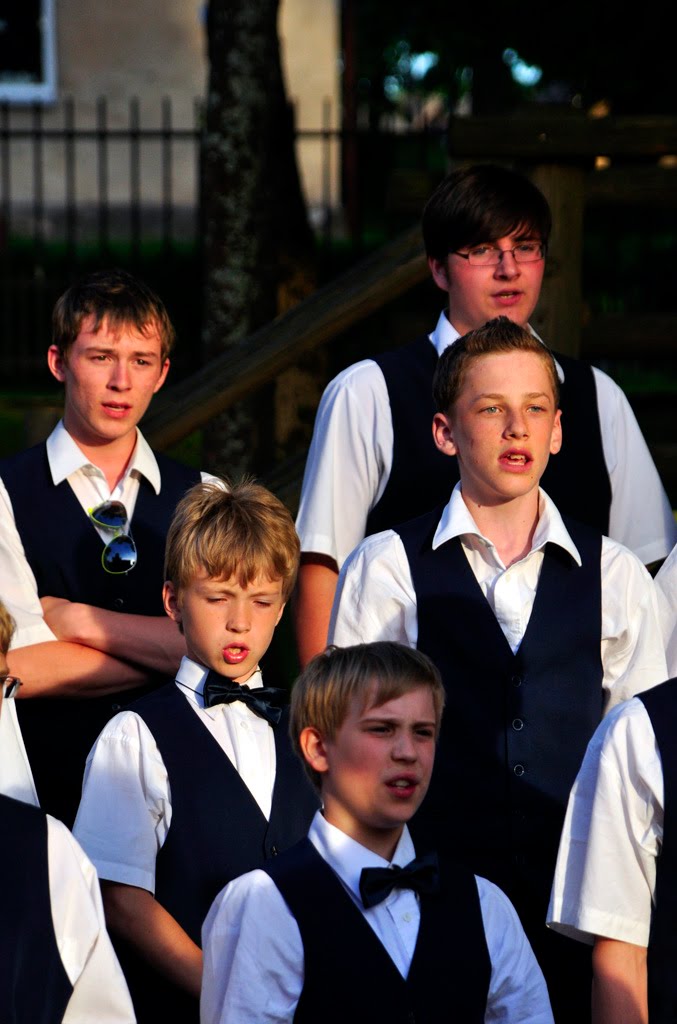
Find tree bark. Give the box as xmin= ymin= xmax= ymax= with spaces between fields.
xmin=201 ymin=0 xmax=317 ymax=480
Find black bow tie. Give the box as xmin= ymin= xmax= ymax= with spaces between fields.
xmin=202 ymin=671 xmax=286 ymax=725
xmin=359 ymin=851 xmax=441 ymax=909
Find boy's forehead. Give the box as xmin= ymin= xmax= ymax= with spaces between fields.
xmin=191 ymin=568 xmax=283 ymax=592
xmin=77 ymin=313 xmax=163 ymax=349
xmin=462 ymin=349 xmax=556 ymax=393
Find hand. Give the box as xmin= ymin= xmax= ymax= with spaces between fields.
xmin=40 ymin=596 xmax=86 ymax=642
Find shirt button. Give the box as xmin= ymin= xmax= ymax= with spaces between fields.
xmin=402 ymin=912 xmax=412 ymax=923
xmin=513 ymin=763 xmax=525 ymax=777
xmin=512 ymin=718 xmax=524 ymax=731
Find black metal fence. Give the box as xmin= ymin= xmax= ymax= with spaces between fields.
xmin=0 ymin=95 xmax=447 ymax=379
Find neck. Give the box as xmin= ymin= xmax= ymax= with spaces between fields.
xmin=461 ymin=489 xmax=541 ymax=567
xmin=321 ymin=803 xmax=403 ymax=861
xmin=65 ymin=425 xmax=137 ymax=491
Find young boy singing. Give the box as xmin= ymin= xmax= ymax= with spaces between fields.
xmin=202 ymin=641 xmax=554 ymax=1023
xmin=328 ymin=317 xmax=667 ymax=1021
xmin=73 ymin=480 xmax=319 ymax=1024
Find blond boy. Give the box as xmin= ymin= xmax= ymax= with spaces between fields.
xmin=73 ymin=480 xmax=318 ymax=1024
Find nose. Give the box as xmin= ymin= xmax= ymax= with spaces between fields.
xmin=505 ymin=409 xmax=528 ymax=438
xmin=392 ymin=730 xmax=418 ymax=762
xmin=226 ymin=603 xmax=251 ymax=634
xmin=493 ymin=249 xmax=520 ymax=280
xmin=108 ymin=360 xmax=131 ymax=390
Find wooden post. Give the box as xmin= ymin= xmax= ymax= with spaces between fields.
xmin=529 ymin=164 xmax=585 ymax=357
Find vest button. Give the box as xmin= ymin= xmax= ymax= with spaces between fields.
xmin=513 ymin=763 xmax=525 ymax=777
xmin=270 ymin=845 xmax=278 ymax=856
xmin=111 ymin=703 xmax=121 ymax=712
xmin=113 ymin=597 xmax=124 ymax=609
xmin=511 ymin=674 xmax=523 ymax=687
xmin=512 ymin=718 xmax=524 ymax=731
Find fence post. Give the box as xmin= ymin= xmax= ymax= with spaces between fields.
xmin=529 ymin=163 xmax=585 ymax=357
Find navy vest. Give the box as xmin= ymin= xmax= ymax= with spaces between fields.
xmin=368 ymin=334 xmax=611 ymax=537
xmin=398 ymin=510 xmax=602 ymax=1023
xmin=116 ymin=682 xmax=319 ymax=1024
xmin=398 ymin=510 xmax=603 ymax=915
xmin=0 ymin=794 xmax=72 ymax=1024
xmin=638 ymin=678 xmax=677 ymax=1024
xmin=1 ymin=441 xmax=200 ymax=826
xmin=264 ymin=838 xmax=491 ymax=1024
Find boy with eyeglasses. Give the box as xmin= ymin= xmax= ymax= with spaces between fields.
xmin=0 ymin=597 xmax=136 ymax=1024
xmin=0 ymin=268 xmax=213 ymax=826
xmin=294 ymin=163 xmax=676 ymax=667
xmin=328 ymin=317 xmax=667 ymax=1022
xmin=73 ymin=479 xmax=318 ymax=1024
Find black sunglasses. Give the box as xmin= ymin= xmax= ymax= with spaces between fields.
xmin=90 ymin=500 xmax=137 ymax=574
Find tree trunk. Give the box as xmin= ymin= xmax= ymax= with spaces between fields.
xmin=201 ymin=0 xmax=317 ymax=480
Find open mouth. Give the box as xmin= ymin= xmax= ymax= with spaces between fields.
xmin=500 ymin=450 xmax=532 ymax=468
xmin=222 ymin=645 xmax=250 ymax=665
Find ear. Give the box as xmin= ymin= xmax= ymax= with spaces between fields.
xmin=153 ymin=359 xmax=171 ymax=394
xmin=428 ymin=256 xmax=451 ymax=294
xmin=549 ymin=408 xmax=563 ymax=456
xmin=432 ymin=411 xmax=459 ymax=457
xmin=299 ymin=726 xmax=330 ymax=777
xmin=163 ymin=581 xmax=182 ymax=623
xmin=47 ymin=345 xmax=67 ymax=383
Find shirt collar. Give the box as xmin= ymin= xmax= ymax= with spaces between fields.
xmin=174 ymin=655 xmax=265 ymax=712
xmin=430 ymin=312 xmax=565 ymax=383
xmin=45 ymin=420 xmax=162 ymax=493
xmin=308 ymin=810 xmax=416 ymax=905
xmin=432 ymin=482 xmax=581 ymax=565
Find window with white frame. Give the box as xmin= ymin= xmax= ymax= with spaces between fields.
xmin=0 ymin=0 xmax=57 ymax=103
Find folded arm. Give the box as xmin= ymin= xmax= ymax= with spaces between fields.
xmin=41 ymin=597 xmax=186 ymax=675
xmin=7 ymin=639 xmax=153 ymax=698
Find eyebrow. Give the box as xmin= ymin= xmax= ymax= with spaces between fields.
xmin=83 ymin=345 xmax=160 ymax=359
xmin=474 ymin=390 xmax=551 ymax=402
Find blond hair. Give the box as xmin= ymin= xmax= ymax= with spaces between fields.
xmin=0 ymin=600 xmax=16 ymax=657
xmin=290 ymin=642 xmax=446 ymax=789
xmin=164 ymin=478 xmax=300 ymax=601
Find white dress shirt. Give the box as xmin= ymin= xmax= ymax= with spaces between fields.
xmin=329 ymin=485 xmax=668 ymax=710
xmin=655 ymin=543 xmax=677 ymax=676
xmin=547 ymin=697 xmax=663 ymax=947
xmin=201 ymin=811 xmax=554 ymax=1024
xmin=46 ymin=815 xmax=136 ymax=1023
xmin=0 ymin=694 xmax=38 ymax=805
xmin=73 ymin=656 xmax=276 ymax=893
xmin=0 ymin=420 xmax=214 ymax=649
xmin=296 ymin=310 xmax=677 ymax=569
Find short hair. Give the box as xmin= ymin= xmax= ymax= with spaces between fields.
xmin=433 ymin=316 xmax=560 ymax=415
xmin=290 ymin=642 xmax=446 ymax=789
xmin=0 ymin=600 xmax=16 ymax=658
xmin=52 ymin=268 xmax=175 ymax=361
xmin=422 ymin=164 xmax=552 ymax=262
xmin=164 ymin=478 xmax=300 ymax=602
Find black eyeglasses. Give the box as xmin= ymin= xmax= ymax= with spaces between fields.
xmin=453 ymin=242 xmax=546 ymax=266
xmin=90 ymin=500 xmax=137 ymax=575
xmin=1 ymin=675 xmax=22 ymax=699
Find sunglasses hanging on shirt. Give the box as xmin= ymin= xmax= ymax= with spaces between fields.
xmin=89 ymin=500 xmax=138 ymax=574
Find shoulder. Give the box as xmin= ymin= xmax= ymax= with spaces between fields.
xmin=600 ymin=534 xmax=656 ymax=586
xmin=204 ymin=867 xmax=294 ymax=941
xmin=341 ymin=529 xmax=404 ymax=573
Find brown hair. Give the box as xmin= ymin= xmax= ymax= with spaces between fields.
xmin=52 ymin=268 xmax=175 ymax=361
xmin=433 ymin=316 xmax=560 ymax=415
xmin=422 ymin=163 xmax=551 ymax=262
xmin=0 ymin=600 xmax=16 ymax=658
xmin=290 ymin=642 xmax=446 ymax=789
xmin=164 ymin=478 xmax=300 ymax=602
